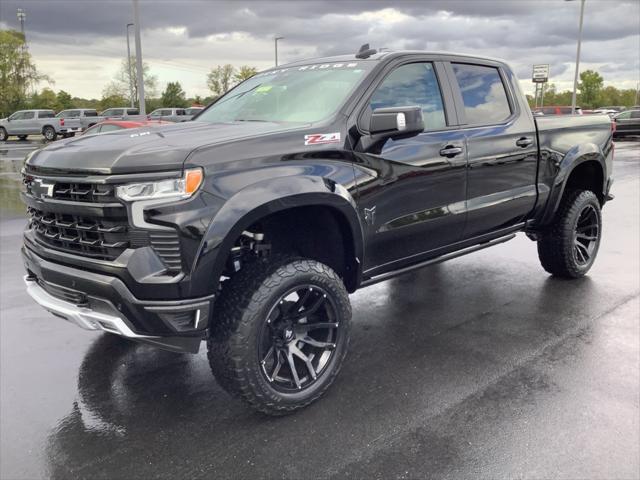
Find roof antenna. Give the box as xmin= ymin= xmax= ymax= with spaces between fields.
xmin=355 ymin=43 xmax=377 ymax=59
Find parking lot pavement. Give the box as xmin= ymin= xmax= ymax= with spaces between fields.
xmin=1 ymin=141 xmax=638 ymax=479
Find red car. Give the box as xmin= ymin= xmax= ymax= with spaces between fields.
xmin=82 ymin=120 xmax=170 ymax=136
xmin=532 ymin=106 xmax=583 ymax=116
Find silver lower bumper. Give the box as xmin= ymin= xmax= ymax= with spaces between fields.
xmin=24 ymin=276 xmax=156 ymax=340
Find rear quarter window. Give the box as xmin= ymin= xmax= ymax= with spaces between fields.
xmin=127 ymin=109 xmax=139 ymax=115
xmin=452 ymin=63 xmax=512 ymax=125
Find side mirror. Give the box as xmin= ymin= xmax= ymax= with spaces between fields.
xmin=369 ymin=106 xmax=424 ymax=138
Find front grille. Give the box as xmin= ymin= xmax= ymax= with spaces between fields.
xmin=50 ymin=183 xmax=118 ymax=203
xmin=28 ymin=207 xmax=131 ymax=260
xmin=24 ymin=174 xmax=183 ymax=273
xmin=37 ymin=277 xmax=87 ymax=305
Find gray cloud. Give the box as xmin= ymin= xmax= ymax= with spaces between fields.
xmin=0 ymin=0 xmax=638 ymax=97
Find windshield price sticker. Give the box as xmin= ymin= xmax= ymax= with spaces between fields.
xmin=304 ymin=132 xmax=341 ymax=145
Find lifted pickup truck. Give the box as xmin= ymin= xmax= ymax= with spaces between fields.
xmin=21 ymin=48 xmax=613 ymax=415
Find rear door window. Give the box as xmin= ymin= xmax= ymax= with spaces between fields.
xmin=84 ymin=110 xmax=98 ymax=117
xmin=452 ymin=63 xmax=512 ymax=125
xmin=127 ymin=109 xmax=139 ymax=115
xmin=369 ymin=62 xmax=447 ymax=130
xmin=23 ymin=112 xmax=35 ymax=119
xmin=631 ymin=111 xmax=640 ymax=118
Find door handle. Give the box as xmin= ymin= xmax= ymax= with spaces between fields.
xmin=516 ymin=137 xmax=533 ymax=148
xmin=439 ymin=145 xmax=463 ymax=157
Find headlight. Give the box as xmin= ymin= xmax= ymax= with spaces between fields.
xmin=116 ymin=168 xmax=203 ymax=202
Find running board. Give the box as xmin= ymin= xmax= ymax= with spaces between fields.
xmin=360 ymin=233 xmax=516 ymax=288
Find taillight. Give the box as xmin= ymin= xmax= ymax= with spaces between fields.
xmin=60 ymin=118 xmax=65 ymax=126
xmin=611 ymin=121 xmax=616 ymax=133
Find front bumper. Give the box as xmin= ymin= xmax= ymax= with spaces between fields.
xmin=22 ymin=246 xmax=213 ymax=353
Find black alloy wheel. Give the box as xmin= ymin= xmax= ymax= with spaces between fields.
xmin=537 ymin=189 xmax=603 ymax=278
xmin=258 ymin=285 xmax=340 ymax=392
xmin=573 ymin=204 xmax=599 ymax=266
xmin=208 ymin=256 xmax=351 ymax=415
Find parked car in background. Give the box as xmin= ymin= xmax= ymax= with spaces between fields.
xmin=183 ymin=106 xmax=204 ymax=121
xmin=82 ymin=119 xmax=171 ymax=136
xmin=147 ymin=108 xmax=187 ymax=122
xmin=100 ymin=107 xmax=143 ymax=121
xmin=56 ymin=109 xmax=103 ymax=131
xmin=613 ymin=109 xmax=640 ymax=138
xmin=592 ymin=109 xmax=618 ymax=117
xmin=596 ymin=106 xmax=626 ymax=113
xmin=0 ymin=109 xmax=80 ymax=141
xmin=533 ymin=106 xmax=583 ymax=115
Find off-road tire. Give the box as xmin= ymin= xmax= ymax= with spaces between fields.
xmin=537 ymin=189 xmax=602 ymax=278
xmin=208 ymin=256 xmax=351 ymax=415
xmin=42 ymin=126 xmax=56 ymax=142
xmin=0 ymin=128 xmax=7 ymax=142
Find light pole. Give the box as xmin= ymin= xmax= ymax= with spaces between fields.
xmin=126 ymin=23 xmax=135 ymax=109
xmin=16 ymin=8 xmax=26 ymax=36
xmin=567 ymin=0 xmax=586 ymax=114
xmin=132 ymin=0 xmax=145 ymax=114
xmin=274 ymin=36 xmax=284 ymax=67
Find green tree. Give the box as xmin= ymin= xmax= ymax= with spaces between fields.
xmin=160 ymin=81 xmax=188 ymax=107
xmin=578 ymin=70 xmax=604 ymax=108
xmin=0 ymin=29 xmax=48 ymax=116
xmin=207 ymin=64 xmax=235 ymax=96
xmin=103 ymin=56 xmax=158 ymax=108
xmin=30 ymin=87 xmax=58 ymax=109
xmin=56 ymin=90 xmax=73 ymax=110
xmin=99 ymin=92 xmax=128 ymax=111
xmin=234 ymin=65 xmax=257 ymax=83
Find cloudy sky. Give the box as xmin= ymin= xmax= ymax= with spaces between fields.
xmin=1 ymin=0 xmax=638 ymax=99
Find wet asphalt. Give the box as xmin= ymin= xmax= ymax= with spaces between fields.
xmin=1 ymin=139 xmax=639 ymax=480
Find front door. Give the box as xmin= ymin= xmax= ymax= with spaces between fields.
xmin=449 ymin=62 xmax=538 ymax=239
xmin=352 ymin=61 xmax=468 ymax=275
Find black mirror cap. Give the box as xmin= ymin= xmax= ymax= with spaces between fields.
xmin=369 ymin=106 xmax=424 ymax=138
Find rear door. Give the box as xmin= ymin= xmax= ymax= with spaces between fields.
xmin=19 ymin=111 xmax=37 ymax=134
xmin=448 ymin=61 xmax=538 ymax=239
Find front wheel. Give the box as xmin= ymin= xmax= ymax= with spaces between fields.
xmin=42 ymin=126 xmax=56 ymax=141
xmin=0 ymin=127 xmax=7 ymax=142
xmin=537 ymin=189 xmax=602 ymax=278
xmin=208 ymin=257 xmax=351 ymax=415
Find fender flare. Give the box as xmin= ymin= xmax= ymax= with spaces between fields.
xmin=192 ymin=175 xmax=364 ymax=293
xmin=538 ymin=142 xmax=606 ymax=226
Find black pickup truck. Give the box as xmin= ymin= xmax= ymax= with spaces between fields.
xmin=21 ymin=47 xmax=614 ymax=414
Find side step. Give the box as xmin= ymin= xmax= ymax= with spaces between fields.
xmin=360 ymin=233 xmax=516 ymax=288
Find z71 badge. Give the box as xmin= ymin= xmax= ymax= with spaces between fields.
xmin=304 ymin=132 xmax=341 ymax=146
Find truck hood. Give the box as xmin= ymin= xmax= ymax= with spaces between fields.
xmin=26 ymin=121 xmax=292 ymax=175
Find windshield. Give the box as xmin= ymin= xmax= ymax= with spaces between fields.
xmin=197 ymin=61 xmax=373 ymax=124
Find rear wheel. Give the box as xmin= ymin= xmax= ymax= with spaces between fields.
xmin=537 ymin=189 xmax=602 ymax=278
xmin=43 ymin=126 xmax=56 ymax=142
xmin=0 ymin=127 xmax=7 ymax=141
xmin=208 ymin=256 xmax=351 ymax=415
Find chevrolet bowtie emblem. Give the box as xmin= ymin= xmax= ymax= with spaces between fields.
xmin=31 ymin=178 xmax=55 ymax=199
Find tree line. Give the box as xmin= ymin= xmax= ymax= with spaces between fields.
xmin=526 ymin=70 xmax=638 ymax=109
